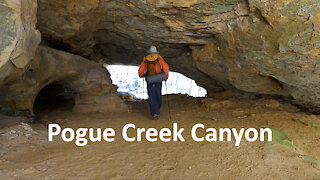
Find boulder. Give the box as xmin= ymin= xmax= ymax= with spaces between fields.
xmin=0 ymin=46 xmax=128 ymax=116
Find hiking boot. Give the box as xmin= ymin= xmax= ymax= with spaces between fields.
xmin=152 ymin=114 xmax=159 ymax=120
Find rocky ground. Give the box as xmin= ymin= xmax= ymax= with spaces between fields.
xmin=0 ymin=94 xmax=320 ymax=179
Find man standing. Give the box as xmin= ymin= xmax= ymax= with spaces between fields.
xmin=138 ymin=46 xmax=169 ymax=120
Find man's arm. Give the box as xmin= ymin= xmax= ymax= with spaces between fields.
xmin=159 ymin=58 xmax=169 ymax=80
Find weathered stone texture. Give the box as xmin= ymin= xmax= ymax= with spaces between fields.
xmin=36 ymin=0 xmax=320 ymax=112
xmin=0 ymin=46 xmax=128 ymax=115
xmin=1 ymin=0 xmax=320 ymax=113
xmin=0 ymin=0 xmax=41 ymax=69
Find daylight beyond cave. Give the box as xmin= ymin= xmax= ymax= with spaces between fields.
xmin=106 ymin=65 xmax=207 ymax=99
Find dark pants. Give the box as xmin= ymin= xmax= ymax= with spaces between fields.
xmin=147 ymin=82 xmax=162 ymax=116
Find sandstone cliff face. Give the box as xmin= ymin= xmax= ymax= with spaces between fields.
xmin=0 ymin=0 xmax=319 ymax=113
xmin=0 ymin=0 xmax=128 ymax=116
xmin=191 ymin=0 xmax=320 ymax=112
xmin=37 ymin=0 xmax=250 ymax=59
xmin=0 ymin=45 xmax=128 ymax=116
xmin=36 ymin=0 xmax=320 ymax=112
xmin=0 ymin=0 xmax=40 ymax=69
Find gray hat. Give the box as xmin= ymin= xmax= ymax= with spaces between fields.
xmin=148 ymin=46 xmax=159 ymax=54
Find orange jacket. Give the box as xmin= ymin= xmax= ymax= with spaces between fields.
xmin=138 ymin=54 xmax=169 ymax=80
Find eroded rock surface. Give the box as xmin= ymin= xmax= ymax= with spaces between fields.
xmin=37 ymin=0 xmax=250 ymax=61
xmin=36 ymin=0 xmax=320 ymax=112
xmin=0 ymin=45 xmax=128 ymax=116
xmin=0 ymin=0 xmax=40 ymax=69
xmin=193 ymin=0 xmax=320 ymax=112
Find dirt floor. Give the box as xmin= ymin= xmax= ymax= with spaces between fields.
xmin=1 ymin=94 xmax=320 ymax=179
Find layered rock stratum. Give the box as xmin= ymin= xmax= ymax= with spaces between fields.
xmin=1 ymin=0 xmax=320 ymax=114
xmin=0 ymin=0 xmax=127 ymax=116
xmin=0 ymin=45 xmax=128 ymax=115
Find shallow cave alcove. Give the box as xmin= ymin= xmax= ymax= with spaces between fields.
xmin=33 ymin=83 xmax=76 ymax=117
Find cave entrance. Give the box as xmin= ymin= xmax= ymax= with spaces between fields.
xmin=106 ymin=65 xmax=207 ymax=100
xmin=33 ymin=83 xmax=76 ymax=116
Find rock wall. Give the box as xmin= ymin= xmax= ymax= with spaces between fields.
xmin=0 ymin=46 xmax=128 ymax=116
xmin=191 ymin=0 xmax=320 ymax=112
xmin=36 ymin=0 xmax=320 ymax=112
xmin=0 ymin=0 xmax=128 ymax=116
xmin=0 ymin=0 xmax=40 ymax=69
xmin=1 ymin=0 xmax=319 ymax=113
